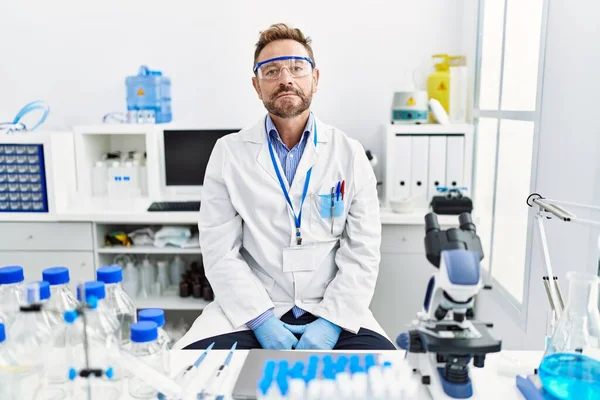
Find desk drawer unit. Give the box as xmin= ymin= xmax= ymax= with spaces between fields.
xmin=0 ymin=222 xmax=93 ymax=251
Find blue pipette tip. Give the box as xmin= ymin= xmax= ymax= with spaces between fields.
xmin=365 ymin=354 xmax=376 ymax=371
xmin=63 ymin=310 xmax=78 ymax=324
xmin=383 ymin=361 xmax=393 ymax=368
xmin=106 ymin=367 xmax=114 ymax=379
xmin=193 ymin=342 xmax=215 ymax=367
xmin=68 ymin=368 xmax=77 ymax=380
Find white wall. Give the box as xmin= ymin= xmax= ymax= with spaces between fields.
xmin=478 ymin=0 xmax=600 ymax=350
xmin=0 ymin=0 xmax=466 ymax=177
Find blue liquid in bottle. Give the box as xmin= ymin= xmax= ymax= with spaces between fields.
xmin=539 ymin=353 xmax=600 ymax=400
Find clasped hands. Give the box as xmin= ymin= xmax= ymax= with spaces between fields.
xmin=252 ymin=315 xmax=342 ymax=350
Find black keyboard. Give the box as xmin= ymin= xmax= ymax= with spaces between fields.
xmin=147 ymin=201 xmax=201 ymax=212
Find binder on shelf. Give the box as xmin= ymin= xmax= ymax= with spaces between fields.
xmin=409 ymin=136 xmax=429 ymax=206
xmin=427 ymin=136 xmax=447 ymax=203
xmin=445 ymin=135 xmax=465 ymax=189
xmin=391 ymin=136 xmax=411 ymax=199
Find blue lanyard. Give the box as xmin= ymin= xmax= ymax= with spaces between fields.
xmin=266 ymin=118 xmax=317 ymax=245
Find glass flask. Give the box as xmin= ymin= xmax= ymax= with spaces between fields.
xmin=539 ymin=272 xmax=600 ymax=400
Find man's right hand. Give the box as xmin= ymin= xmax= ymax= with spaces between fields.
xmin=252 ymin=315 xmax=300 ymax=349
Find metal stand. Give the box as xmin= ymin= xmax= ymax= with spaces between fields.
xmin=527 ymin=193 xmax=600 ymax=322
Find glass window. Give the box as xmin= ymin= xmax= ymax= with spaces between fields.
xmin=473 ymin=118 xmax=499 ymax=271
xmin=490 ymin=119 xmax=535 ymax=303
xmin=501 ymin=0 xmax=544 ymax=111
xmin=478 ymin=0 xmax=506 ymax=110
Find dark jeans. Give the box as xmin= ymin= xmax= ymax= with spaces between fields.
xmin=183 ymin=309 xmax=396 ymax=350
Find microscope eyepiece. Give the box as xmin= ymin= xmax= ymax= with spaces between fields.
xmin=425 ymin=213 xmax=440 ymax=234
xmin=459 ymin=212 xmax=476 ymax=233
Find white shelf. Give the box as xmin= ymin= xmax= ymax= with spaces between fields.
xmin=98 ymin=245 xmax=201 ymax=254
xmin=134 ymin=289 xmax=210 ymax=310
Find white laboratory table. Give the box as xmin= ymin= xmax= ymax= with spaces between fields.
xmin=120 ymin=350 xmax=541 ymax=399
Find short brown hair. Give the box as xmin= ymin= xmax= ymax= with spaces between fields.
xmin=253 ymin=23 xmax=315 ymax=69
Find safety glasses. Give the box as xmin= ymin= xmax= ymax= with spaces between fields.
xmin=253 ymin=56 xmax=315 ymax=80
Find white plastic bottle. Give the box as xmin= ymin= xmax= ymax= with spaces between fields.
xmin=96 ymin=265 xmax=137 ymax=348
xmin=128 ymin=321 xmax=164 ymax=399
xmin=169 ymin=255 xmax=185 ymax=287
xmin=157 ymin=261 xmax=170 ymax=290
xmin=42 ymin=267 xmax=79 ymax=384
xmin=91 ymin=160 xmax=108 ymax=196
xmin=137 ymin=308 xmax=171 ymax=374
xmin=67 ymin=281 xmax=123 ymax=397
xmin=122 ymin=261 xmax=140 ymax=299
xmin=0 ymin=266 xmax=25 ymax=324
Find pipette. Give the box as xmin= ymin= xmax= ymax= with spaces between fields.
xmin=197 ymin=342 xmax=237 ymax=400
xmin=157 ymin=342 xmax=215 ymax=400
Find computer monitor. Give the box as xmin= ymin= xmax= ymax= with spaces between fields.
xmin=160 ymin=129 xmax=239 ymax=198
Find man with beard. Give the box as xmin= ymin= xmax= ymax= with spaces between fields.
xmin=176 ymin=23 xmax=394 ymax=351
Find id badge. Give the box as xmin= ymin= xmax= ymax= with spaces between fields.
xmin=282 ymin=244 xmax=317 ymax=272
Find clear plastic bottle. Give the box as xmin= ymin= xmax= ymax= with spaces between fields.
xmin=170 ymin=255 xmax=185 ymax=287
xmin=96 ymin=265 xmax=137 ymax=348
xmin=68 ymin=280 xmax=123 ymax=395
xmin=0 ymin=322 xmax=14 ymax=399
xmin=5 ymin=281 xmax=67 ymax=400
xmin=42 ymin=267 xmax=79 ymax=384
xmin=157 ymin=261 xmax=170 ymax=291
xmin=137 ymin=308 xmax=171 ymax=374
xmin=128 ymin=321 xmax=164 ymax=399
xmin=122 ymin=261 xmax=140 ymax=299
xmin=0 ymin=266 xmax=25 ymax=324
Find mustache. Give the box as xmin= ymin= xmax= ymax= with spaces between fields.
xmin=272 ymin=87 xmax=302 ymax=99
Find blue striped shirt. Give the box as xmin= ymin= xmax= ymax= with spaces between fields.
xmin=246 ymin=113 xmax=314 ymax=330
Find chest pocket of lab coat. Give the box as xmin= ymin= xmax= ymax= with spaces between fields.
xmin=310 ymin=183 xmax=347 ymax=237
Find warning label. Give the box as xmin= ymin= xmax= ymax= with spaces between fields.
xmin=437 ymin=82 xmax=447 ymax=91
xmin=406 ymin=97 xmax=416 ymax=106
xmin=137 ymin=88 xmax=145 ymax=96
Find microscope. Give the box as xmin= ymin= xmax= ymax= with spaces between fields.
xmin=397 ymin=212 xmax=502 ymax=400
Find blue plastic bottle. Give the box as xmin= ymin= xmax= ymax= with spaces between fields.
xmin=126 ymin=66 xmax=172 ymax=123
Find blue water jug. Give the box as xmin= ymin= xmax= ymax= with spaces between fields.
xmin=126 ymin=66 xmax=172 ymax=123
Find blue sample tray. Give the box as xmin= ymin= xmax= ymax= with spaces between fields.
xmin=0 ymin=144 xmax=49 ymax=213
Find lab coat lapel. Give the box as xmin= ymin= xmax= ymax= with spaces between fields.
xmin=257 ymin=140 xmax=284 ymax=187
xmin=289 ymin=142 xmax=317 ymax=197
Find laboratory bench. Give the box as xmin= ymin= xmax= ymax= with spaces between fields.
xmin=119 ymin=349 xmax=540 ymax=399
xmin=0 ymin=205 xmax=472 ymax=340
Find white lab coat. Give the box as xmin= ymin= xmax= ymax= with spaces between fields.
xmin=174 ymin=115 xmax=387 ymax=349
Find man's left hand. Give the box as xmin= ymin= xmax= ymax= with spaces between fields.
xmin=283 ymin=317 xmax=342 ymax=350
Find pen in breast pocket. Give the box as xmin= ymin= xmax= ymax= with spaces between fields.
xmin=330 ymin=187 xmax=335 ymax=234
xmin=336 ymin=181 xmax=341 ymax=201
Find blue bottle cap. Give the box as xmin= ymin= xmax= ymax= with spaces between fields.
xmin=138 ymin=308 xmax=165 ymax=328
xmin=76 ymin=281 xmax=106 ymax=301
xmin=38 ymin=281 xmax=51 ymax=300
xmin=130 ymin=321 xmax=158 ymax=343
xmin=0 ymin=266 xmax=24 ymax=284
xmin=42 ymin=267 xmax=70 ymax=285
xmin=96 ymin=265 xmax=123 ymax=284
xmin=0 ymin=322 xmax=5 ymax=342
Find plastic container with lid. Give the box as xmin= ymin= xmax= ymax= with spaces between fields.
xmin=0 ymin=266 xmax=25 ymax=324
xmin=128 ymin=321 xmax=164 ymax=399
xmin=97 ymin=266 xmax=137 ymax=348
xmin=126 ymin=65 xmax=172 ymax=124
xmin=138 ymin=308 xmax=171 ymax=374
xmin=43 ymin=267 xmax=79 ymax=384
